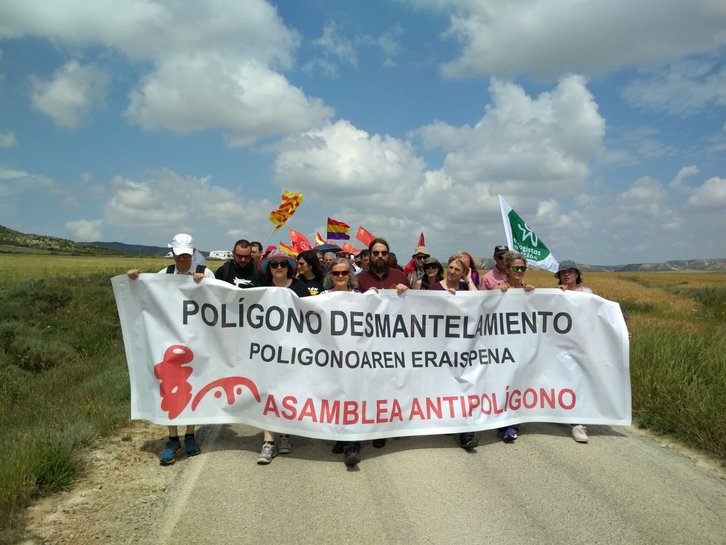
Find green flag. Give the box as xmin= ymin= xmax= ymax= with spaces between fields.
xmin=499 ymin=195 xmax=559 ymax=272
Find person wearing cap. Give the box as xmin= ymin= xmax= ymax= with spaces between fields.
xmin=256 ymin=249 xmax=310 ymax=464
xmin=555 ymin=259 xmax=592 ymax=443
xmin=555 ymin=260 xmax=592 ymax=295
xmin=413 ymin=256 xmax=444 ymax=290
xmin=214 ymin=238 xmax=262 ymax=288
xmin=406 ymin=245 xmax=430 ymax=286
xmin=126 ymin=233 xmax=214 ymax=466
xmin=479 ymin=245 xmax=510 ymax=290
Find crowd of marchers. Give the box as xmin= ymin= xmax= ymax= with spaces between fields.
xmin=126 ymin=233 xmax=594 ymax=469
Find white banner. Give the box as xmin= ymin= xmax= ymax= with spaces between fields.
xmin=112 ymin=275 xmax=631 ymax=441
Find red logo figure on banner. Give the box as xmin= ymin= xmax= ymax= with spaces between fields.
xmin=154 ymin=345 xmax=194 ymax=419
xmin=154 ymin=344 xmax=261 ymax=419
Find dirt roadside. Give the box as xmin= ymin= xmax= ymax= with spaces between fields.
xmin=19 ymin=421 xmax=725 ymax=545
xmin=20 ymin=421 xmax=182 ymax=545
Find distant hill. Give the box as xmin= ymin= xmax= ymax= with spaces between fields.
xmin=83 ymin=241 xmax=171 ymax=257
xmin=474 ymin=257 xmax=726 ymax=273
xmin=0 ymin=225 xmax=116 ymax=256
xmin=84 ymin=241 xmax=210 ymax=258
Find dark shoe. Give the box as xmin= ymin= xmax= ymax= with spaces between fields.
xmin=184 ymin=434 xmax=200 ymax=456
xmin=459 ymin=432 xmax=478 ymax=449
xmin=372 ymin=438 xmax=387 ymax=448
xmin=343 ymin=446 xmax=361 ymax=467
xmin=159 ymin=438 xmax=181 ymax=466
xmin=331 ymin=441 xmax=344 ymax=454
xmin=502 ymin=426 xmax=518 ymax=442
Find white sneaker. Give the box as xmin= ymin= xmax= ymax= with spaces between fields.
xmin=278 ymin=434 xmax=292 ymax=454
xmin=572 ymin=425 xmax=588 ymax=443
xmin=257 ymin=442 xmax=278 ymax=464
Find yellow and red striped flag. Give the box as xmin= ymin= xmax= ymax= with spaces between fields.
xmin=279 ymin=241 xmax=298 ymax=256
xmin=327 ymin=217 xmax=350 ymax=240
xmin=315 ymin=232 xmax=325 ymax=246
xmin=268 ymin=191 xmax=303 ymax=231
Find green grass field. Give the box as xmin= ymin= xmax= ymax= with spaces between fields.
xmin=0 ymin=254 xmax=724 ymax=544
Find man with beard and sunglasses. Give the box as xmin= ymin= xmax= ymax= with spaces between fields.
xmin=354 ymin=237 xmax=410 ymax=449
xmin=214 ymin=239 xmax=262 ymax=288
xmin=356 ymin=238 xmax=411 ymax=294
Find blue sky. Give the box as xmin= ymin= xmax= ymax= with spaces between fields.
xmin=0 ymin=0 xmax=724 ymax=266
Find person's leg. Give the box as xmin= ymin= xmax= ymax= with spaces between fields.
xmin=342 ymin=441 xmax=361 ymax=467
xmin=278 ymin=433 xmax=292 ymax=454
xmin=571 ymin=424 xmax=588 ymax=443
xmin=257 ymin=430 xmax=278 ymax=464
xmin=459 ymin=432 xmax=478 ymax=449
xmin=160 ymin=425 xmax=182 ymax=465
xmin=183 ymin=425 xmax=200 ymax=456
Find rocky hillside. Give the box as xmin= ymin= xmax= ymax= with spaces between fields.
xmin=0 ymin=225 xmax=116 ymax=256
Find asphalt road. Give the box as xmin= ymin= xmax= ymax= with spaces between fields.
xmin=153 ymin=423 xmax=725 ymax=545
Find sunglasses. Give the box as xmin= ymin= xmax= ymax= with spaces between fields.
xmin=424 ymin=264 xmax=439 ymax=270
xmin=371 ymin=250 xmax=389 ymax=256
xmin=269 ymin=261 xmax=288 ymax=269
xmin=331 ymin=270 xmax=350 ymax=277
xmin=234 ymin=253 xmax=252 ymax=260
xmin=511 ymin=265 xmax=527 ymax=272
xmin=414 ymin=255 xmax=427 ymax=259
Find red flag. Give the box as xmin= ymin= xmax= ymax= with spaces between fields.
xmin=341 ymin=242 xmax=362 ymax=254
xmin=418 ymin=231 xmax=425 ymax=246
xmin=356 ymin=226 xmax=376 ymax=247
xmin=289 ymin=229 xmax=312 ymax=252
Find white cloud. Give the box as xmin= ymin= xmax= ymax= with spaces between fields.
xmin=273 ymin=119 xmax=427 ymax=206
xmin=271 ymin=76 xmax=606 ymax=253
xmin=686 ymin=176 xmax=726 ymax=210
xmin=0 ymin=130 xmax=16 ymax=147
xmin=415 ymin=75 xmax=604 ymax=201
xmin=3 ymin=0 xmax=331 ymax=144
xmin=102 ymin=168 xmax=272 ymax=242
xmin=125 ymin=54 xmax=333 ymax=146
xmin=30 ymin=60 xmax=109 ymax=128
xmin=611 ymin=176 xmax=682 ymax=234
xmin=670 ymin=165 xmax=699 ymax=190
xmin=622 ymin=58 xmax=726 ymax=115
xmin=0 ymin=167 xmax=55 ymax=197
xmin=65 ymin=218 xmax=102 ymax=240
xmin=436 ymin=0 xmax=726 ymax=80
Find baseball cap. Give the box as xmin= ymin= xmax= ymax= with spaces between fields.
xmin=169 ymin=233 xmax=194 ymax=255
xmin=493 ymin=245 xmax=509 ymax=256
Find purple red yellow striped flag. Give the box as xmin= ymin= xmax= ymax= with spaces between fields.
xmin=326 ymin=217 xmax=350 ymax=240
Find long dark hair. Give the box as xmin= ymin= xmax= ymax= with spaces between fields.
xmin=297 ymin=250 xmax=325 ymax=280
